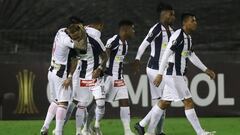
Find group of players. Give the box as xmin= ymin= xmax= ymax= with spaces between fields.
xmin=40 ymin=2 xmax=216 ymax=135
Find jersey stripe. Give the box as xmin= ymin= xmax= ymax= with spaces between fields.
xmin=146 ymin=23 xmax=161 ymax=43
xmin=105 ymin=36 xmax=120 ymax=76
xmin=79 ymin=60 xmax=87 ymax=78
xmin=174 ymin=31 xmax=184 ymax=75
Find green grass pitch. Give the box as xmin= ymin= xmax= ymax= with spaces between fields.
xmin=0 ymin=117 xmax=239 ymax=135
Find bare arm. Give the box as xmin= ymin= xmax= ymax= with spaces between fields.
xmin=99 ymin=51 xmax=108 ymax=71
xmin=92 ymin=51 xmax=109 ymax=79
xmin=62 ymin=58 xmax=78 ymax=89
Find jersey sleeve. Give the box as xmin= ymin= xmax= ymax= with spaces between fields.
xmin=94 ymin=37 xmax=106 ymax=52
xmin=59 ymin=31 xmax=74 ymax=48
xmin=145 ymin=23 xmax=162 ymax=43
xmin=188 ymin=52 xmax=207 ymax=71
xmin=105 ymin=38 xmax=116 ymax=50
xmin=88 ymin=36 xmax=106 ymax=53
xmin=157 ymin=30 xmax=182 ymax=74
xmin=135 ymin=40 xmax=149 ymax=60
xmin=158 ymin=45 xmax=174 ymax=75
xmin=168 ymin=30 xmax=182 ymax=52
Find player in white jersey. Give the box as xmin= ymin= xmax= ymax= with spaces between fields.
xmin=104 ymin=20 xmax=135 ymax=135
xmin=68 ymin=18 xmax=108 ymax=135
xmin=133 ymin=2 xmax=175 ymax=135
xmin=40 ymin=23 xmax=87 ymax=135
xmin=144 ymin=13 xmax=216 ymax=135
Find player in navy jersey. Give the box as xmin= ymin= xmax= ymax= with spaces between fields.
xmin=104 ymin=20 xmax=135 ymax=135
xmin=145 ymin=13 xmax=216 ymax=135
xmin=134 ymin=2 xmax=175 ymax=135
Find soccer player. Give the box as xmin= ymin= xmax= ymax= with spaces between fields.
xmin=145 ymin=13 xmax=216 ymax=135
xmin=133 ymin=2 xmax=175 ymax=135
xmin=40 ymin=23 xmax=88 ymax=135
xmin=70 ymin=17 xmax=108 ymax=135
xmin=104 ymin=20 xmax=135 ymax=135
xmin=51 ymin=16 xmax=85 ymax=135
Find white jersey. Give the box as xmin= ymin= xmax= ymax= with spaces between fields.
xmin=105 ymin=35 xmax=128 ymax=80
xmin=77 ymin=27 xmax=106 ymax=79
xmin=51 ymin=28 xmax=74 ymax=65
xmin=49 ymin=28 xmax=75 ymax=78
xmin=135 ymin=23 xmax=174 ymax=70
xmin=159 ymin=29 xmax=207 ymax=76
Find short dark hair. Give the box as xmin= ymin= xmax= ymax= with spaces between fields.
xmin=181 ymin=13 xmax=196 ymax=23
xmin=69 ymin=16 xmax=84 ymax=24
xmin=157 ymin=2 xmax=173 ymax=13
xmin=118 ymin=20 xmax=134 ymax=28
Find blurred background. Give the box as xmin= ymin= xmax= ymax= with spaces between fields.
xmin=0 ymin=0 xmax=240 ymax=120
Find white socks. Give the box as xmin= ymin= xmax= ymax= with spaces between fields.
xmin=156 ymin=110 xmax=166 ymax=134
xmin=139 ymin=99 xmax=159 ymax=127
xmin=95 ymin=100 xmax=105 ymax=128
xmin=43 ymin=102 xmax=58 ymax=129
xmin=64 ymin=102 xmax=77 ymax=125
xmin=185 ymin=108 xmax=204 ymax=135
xmin=120 ymin=107 xmax=132 ymax=133
xmin=147 ymin=105 xmax=164 ymax=134
xmin=76 ymin=107 xmax=86 ymax=133
xmin=55 ymin=107 xmax=67 ymax=135
xmin=139 ymin=109 xmax=152 ymax=127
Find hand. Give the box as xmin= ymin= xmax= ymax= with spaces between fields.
xmin=153 ymin=74 xmax=162 ymax=87
xmin=92 ymin=68 xmax=102 ymax=79
xmin=132 ymin=60 xmax=140 ymax=75
xmin=62 ymin=78 xmax=72 ymax=90
xmin=205 ymin=69 xmax=216 ymax=80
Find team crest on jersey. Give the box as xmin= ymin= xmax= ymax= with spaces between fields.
xmin=172 ymin=40 xmax=177 ymax=45
xmin=148 ymin=32 xmax=153 ymax=37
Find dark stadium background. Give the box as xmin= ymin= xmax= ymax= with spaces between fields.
xmin=0 ymin=0 xmax=240 ymax=120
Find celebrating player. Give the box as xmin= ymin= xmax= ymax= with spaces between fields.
xmin=70 ymin=17 xmax=108 ymax=135
xmin=40 ymin=23 xmax=87 ymax=135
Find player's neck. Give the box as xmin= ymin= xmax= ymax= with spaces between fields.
xmin=182 ymin=26 xmax=191 ymax=35
xmin=119 ymin=33 xmax=127 ymax=43
xmin=160 ymin=20 xmax=169 ymax=29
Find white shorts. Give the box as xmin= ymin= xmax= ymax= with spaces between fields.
xmin=73 ymin=78 xmax=105 ymax=105
xmin=48 ymin=70 xmax=72 ymax=102
xmin=162 ymin=75 xmax=192 ymax=102
xmin=146 ymin=67 xmax=165 ymax=100
xmin=104 ymin=75 xmax=129 ymax=102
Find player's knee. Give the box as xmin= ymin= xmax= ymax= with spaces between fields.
xmin=152 ymin=99 xmax=159 ymax=106
xmin=77 ymin=102 xmax=88 ymax=109
xmin=96 ymin=99 xmax=105 ymax=107
xmin=72 ymin=99 xmax=79 ymax=106
xmin=58 ymin=102 xmax=68 ymax=108
xmin=119 ymin=99 xmax=129 ymax=107
xmin=183 ymin=98 xmax=194 ymax=109
xmin=96 ymin=99 xmax=105 ymax=115
xmin=159 ymin=100 xmax=171 ymax=109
